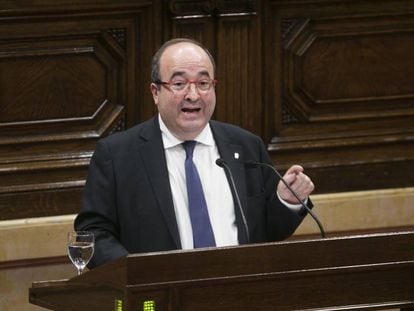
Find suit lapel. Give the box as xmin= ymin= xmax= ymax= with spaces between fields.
xmin=210 ymin=122 xmax=250 ymax=244
xmin=134 ymin=118 xmax=250 ymax=247
xmin=136 ymin=117 xmax=181 ymax=249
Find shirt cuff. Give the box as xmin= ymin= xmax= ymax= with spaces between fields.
xmin=277 ymin=191 xmax=308 ymax=212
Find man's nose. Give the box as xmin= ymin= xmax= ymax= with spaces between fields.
xmin=185 ymin=82 xmax=200 ymax=100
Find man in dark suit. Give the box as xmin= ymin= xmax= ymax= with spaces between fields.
xmin=75 ymin=38 xmax=315 ymax=268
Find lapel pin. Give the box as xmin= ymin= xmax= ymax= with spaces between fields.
xmin=234 ymin=152 xmax=239 ymax=159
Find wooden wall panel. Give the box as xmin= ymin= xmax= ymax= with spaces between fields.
xmin=0 ymin=1 xmax=156 ymax=220
xmin=282 ymin=17 xmax=414 ymax=122
xmin=166 ymin=0 xmax=263 ymax=135
xmin=266 ymin=0 xmax=414 ymax=193
xmin=0 ymin=0 xmax=413 ymax=220
xmin=216 ymin=14 xmax=262 ymax=135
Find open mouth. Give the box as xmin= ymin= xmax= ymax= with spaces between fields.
xmin=182 ymin=107 xmax=201 ymax=113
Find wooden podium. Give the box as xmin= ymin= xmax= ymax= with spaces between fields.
xmin=30 ymin=231 xmax=414 ymax=310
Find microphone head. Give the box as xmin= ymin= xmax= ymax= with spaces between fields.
xmin=215 ymin=158 xmax=226 ymax=167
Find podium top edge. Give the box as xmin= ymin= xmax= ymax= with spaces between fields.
xmin=126 ymin=230 xmax=414 ymax=259
xmin=31 ymin=279 xmax=70 ymax=288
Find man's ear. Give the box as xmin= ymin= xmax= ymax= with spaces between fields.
xmin=150 ymin=83 xmax=159 ymax=105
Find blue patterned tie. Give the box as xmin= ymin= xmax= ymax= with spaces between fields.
xmin=182 ymin=141 xmax=216 ymax=248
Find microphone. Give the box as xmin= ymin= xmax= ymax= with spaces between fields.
xmin=216 ymin=159 xmax=250 ymax=243
xmin=245 ymin=160 xmax=326 ymax=238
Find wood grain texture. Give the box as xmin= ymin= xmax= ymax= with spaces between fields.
xmin=0 ymin=1 xmax=155 ymax=219
xmin=1 ymin=0 xmax=414 ymax=219
xmin=266 ymin=0 xmax=414 ymax=193
xmin=29 ymin=231 xmax=414 ymax=310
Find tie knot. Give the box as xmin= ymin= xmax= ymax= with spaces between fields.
xmin=182 ymin=140 xmax=197 ymax=158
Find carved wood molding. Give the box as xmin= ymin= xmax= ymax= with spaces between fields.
xmin=0 ymin=256 xmax=69 ymax=271
xmin=0 ymin=11 xmax=133 ymax=219
xmin=281 ymin=101 xmax=300 ymax=124
xmin=107 ymin=28 xmax=127 ymax=49
xmin=108 ymin=116 xmax=126 ymax=135
xmin=169 ymin=0 xmax=214 ymax=16
xmin=280 ymin=15 xmax=414 ymax=124
xmin=281 ymin=18 xmax=303 ymax=44
xmin=169 ymin=0 xmax=257 ymax=17
xmin=0 ymin=1 xmax=152 ymax=18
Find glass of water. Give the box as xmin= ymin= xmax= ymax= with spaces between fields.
xmin=67 ymin=231 xmax=94 ymax=275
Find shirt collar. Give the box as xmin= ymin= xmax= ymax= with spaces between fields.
xmin=158 ymin=114 xmax=215 ymax=149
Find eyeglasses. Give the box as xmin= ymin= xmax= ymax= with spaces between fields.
xmin=155 ymin=78 xmax=218 ymax=94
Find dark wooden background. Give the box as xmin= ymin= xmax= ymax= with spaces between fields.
xmin=1 ymin=0 xmax=413 ymax=220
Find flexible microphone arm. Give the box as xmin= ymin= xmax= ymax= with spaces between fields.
xmin=216 ymin=159 xmax=250 ymax=243
xmin=245 ymin=161 xmax=326 ymax=238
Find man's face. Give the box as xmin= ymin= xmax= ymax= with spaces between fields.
xmin=150 ymin=42 xmax=216 ymax=141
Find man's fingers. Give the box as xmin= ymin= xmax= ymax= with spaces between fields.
xmin=284 ymin=165 xmax=304 ymax=176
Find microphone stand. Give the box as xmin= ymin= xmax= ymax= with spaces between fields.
xmin=216 ymin=159 xmax=250 ymax=243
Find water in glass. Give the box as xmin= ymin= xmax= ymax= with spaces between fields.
xmin=67 ymin=231 xmax=94 ymax=275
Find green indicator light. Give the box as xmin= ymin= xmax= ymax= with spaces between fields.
xmin=143 ymin=300 xmax=156 ymax=311
xmin=114 ymin=299 xmax=123 ymax=311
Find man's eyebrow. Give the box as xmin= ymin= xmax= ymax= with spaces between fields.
xmin=169 ymin=71 xmax=185 ymax=80
xmin=169 ymin=70 xmax=211 ymax=80
xmin=197 ymin=70 xmax=210 ymax=77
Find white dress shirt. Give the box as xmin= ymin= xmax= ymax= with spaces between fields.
xmin=159 ymin=115 xmax=238 ymax=249
xmin=159 ymin=115 xmax=304 ymax=249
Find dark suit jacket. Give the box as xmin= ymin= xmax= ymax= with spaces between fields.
xmin=75 ymin=116 xmax=308 ymax=268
